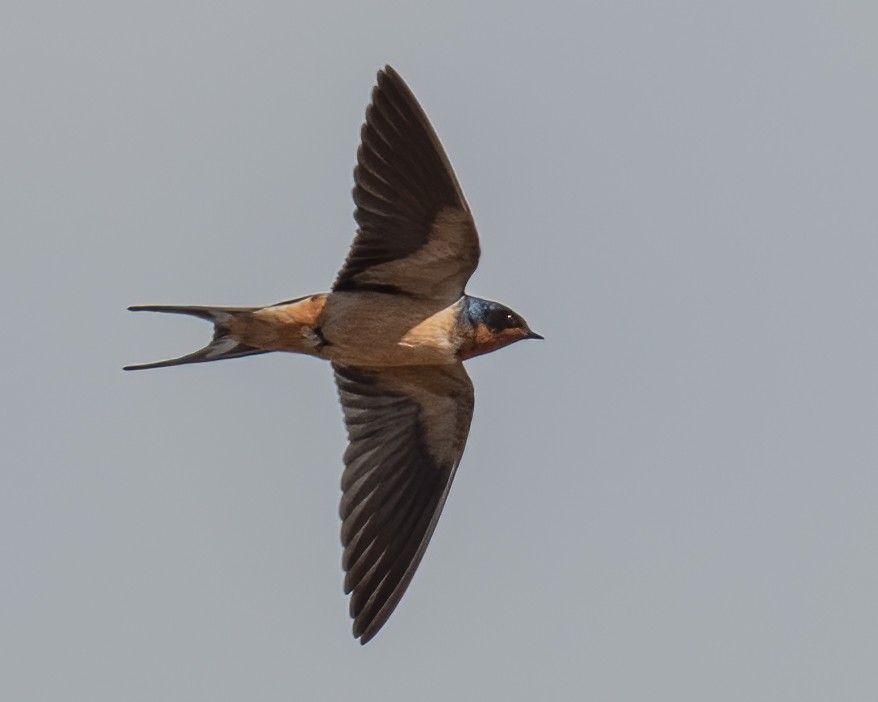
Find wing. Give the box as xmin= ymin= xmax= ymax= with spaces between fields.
xmin=333 ymin=65 xmax=481 ymax=302
xmin=333 ymin=362 xmax=475 ymax=643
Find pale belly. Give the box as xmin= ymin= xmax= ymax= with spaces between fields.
xmin=229 ymin=292 xmax=466 ymax=367
xmin=319 ymin=292 xmax=464 ymax=367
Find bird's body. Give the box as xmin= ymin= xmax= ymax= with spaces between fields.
xmin=256 ymin=291 xmax=464 ymax=366
xmin=127 ymin=66 xmax=540 ymax=643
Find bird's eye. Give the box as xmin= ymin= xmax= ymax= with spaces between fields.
xmin=486 ymin=309 xmax=521 ymax=332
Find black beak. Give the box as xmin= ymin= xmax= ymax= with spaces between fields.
xmin=526 ymin=330 xmax=544 ymax=340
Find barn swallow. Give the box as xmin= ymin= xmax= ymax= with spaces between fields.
xmin=126 ymin=66 xmax=541 ymax=644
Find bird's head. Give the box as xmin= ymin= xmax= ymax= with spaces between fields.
xmin=459 ymin=297 xmax=542 ymax=360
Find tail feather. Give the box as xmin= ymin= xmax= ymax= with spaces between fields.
xmin=124 ymin=305 xmax=268 ymax=371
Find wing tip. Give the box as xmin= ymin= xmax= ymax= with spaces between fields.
xmin=353 ymin=611 xmax=389 ymax=646
xmin=381 ymin=64 xmax=402 ymax=80
xmin=376 ymin=64 xmax=410 ymax=98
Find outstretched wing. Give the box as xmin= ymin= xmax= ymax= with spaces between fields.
xmin=333 ymin=65 xmax=480 ymax=302
xmin=333 ymin=362 xmax=475 ymax=643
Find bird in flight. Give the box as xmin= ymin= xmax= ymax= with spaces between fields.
xmin=126 ymin=65 xmax=541 ymax=644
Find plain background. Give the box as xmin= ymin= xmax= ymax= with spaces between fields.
xmin=2 ymin=2 xmax=877 ymax=700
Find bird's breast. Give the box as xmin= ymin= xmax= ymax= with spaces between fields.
xmin=320 ymin=293 xmax=465 ymax=367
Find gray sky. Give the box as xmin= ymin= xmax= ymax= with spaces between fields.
xmin=2 ymin=2 xmax=877 ymax=700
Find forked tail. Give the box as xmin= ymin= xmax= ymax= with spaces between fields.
xmin=124 ymin=305 xmax=268 ymax=370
